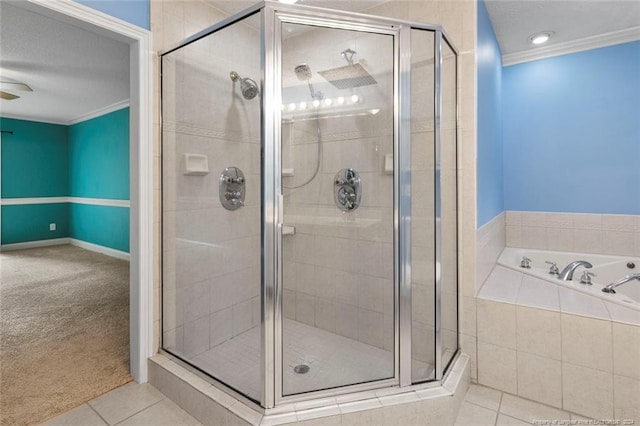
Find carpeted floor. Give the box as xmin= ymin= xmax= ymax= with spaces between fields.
xmin=0 ymin=244 xmax=132 ymax=426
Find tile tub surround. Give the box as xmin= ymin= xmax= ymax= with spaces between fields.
xmin=505 ymin=211 xmax=640 ymax=257
xmin=149 ymin=352 xmax=470 ymax=425
xmin=476 ymin=266 xmax=640 ymax=420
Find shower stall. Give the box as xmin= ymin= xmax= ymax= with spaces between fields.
xmin=161 ymin=1 xmax=458 ymax=410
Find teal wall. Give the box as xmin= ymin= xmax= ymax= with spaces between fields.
xmin=69 ymin=203 xmax=129 ymax=252
xmin=1 ymin=204 xmax=70 ymax=244
xmin=69 ymin=108 xmax=129 ymax=199
xmin=1 ymin=110 xmax=129 ymax=252
xmin=1 ymin=118 xmax=68 ymax=198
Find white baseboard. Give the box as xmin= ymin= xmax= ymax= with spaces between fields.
xmin=0 ymin=237 xmax=130 ymax=261
xmin=0 ymin=238 xmax=71 ymax=251
xmin=69 ymin=238 xmax=130 ymax=261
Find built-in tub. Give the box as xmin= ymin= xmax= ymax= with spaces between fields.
xmin=498 ymin=247 xmax=640 ymax=310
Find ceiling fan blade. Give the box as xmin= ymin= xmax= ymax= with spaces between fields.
xmin=0 ymin=81 xmax=33 ymax=92
xmin=0 ymin=91 xmax=20 ymax=100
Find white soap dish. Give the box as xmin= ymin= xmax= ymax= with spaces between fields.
xmin=183 ymin=154 xmax=209 ymax=176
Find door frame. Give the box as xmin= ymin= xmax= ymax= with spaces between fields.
xmin=19 ymin=0 xmax=154 ymax=382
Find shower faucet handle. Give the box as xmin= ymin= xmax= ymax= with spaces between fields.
xmin=520 ymin=257 xmax=531 ymax=269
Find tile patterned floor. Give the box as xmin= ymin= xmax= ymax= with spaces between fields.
xmin=191 ymin=319 xmax=400 ymax=399
xmin=44 ymin=381 xmax=595 ymax=425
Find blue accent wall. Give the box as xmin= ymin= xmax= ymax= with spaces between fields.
xmin=503 ymin=42 xmax=640 ymax=215
xmin=1 ymin=118 xmax=68 ymax=198
xmin=476 ymin=0 xmax=504 ymax=227
xmin=74 ymin=0 xmax=149 ymax=30
xmin=69 ymin=203 xmax=129 ymax=252
xmin=69 ymin=108 xmax=129 ymax=199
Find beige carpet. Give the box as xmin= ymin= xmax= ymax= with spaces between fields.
xmin=0 ymin=244 xmax=132 ymax=426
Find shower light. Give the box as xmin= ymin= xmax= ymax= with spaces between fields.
xmin=350 ymin=94 xmax=359 ymax=103
xmin=299 ymin=101 xmax=307 ymax=110
xmin=288 ymin=102 xmax=296 ymax=111
xmin=312 ymin=99 xmax=320 ymax=108
xmin=337 ymin=96 xmax=345 ymax=105
xmin=324 ymin=98 xmax=333 ymax=106
xmin=369 ymin=108 xmax=380 ymax=115
xmin=529 ymin=31 xmax=553 ymax=45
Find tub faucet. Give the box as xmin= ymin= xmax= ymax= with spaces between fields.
xmin=557 ymin=260 xmax=593 ymax=281
xmin=602 ymin=273 xmax=640 ymax=294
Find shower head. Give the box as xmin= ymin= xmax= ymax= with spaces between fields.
xmin=230 ymin=71 xmax=259 ymax=100
xmin=294 ymin=64 xmax=313 ymax=81
xmin=294 ymin=64 xmax=323 ymax=101
xmin=318 ymin=48 xmax=377 ymax=89
xmin=240 ymin=78 xmax=259 ymax=100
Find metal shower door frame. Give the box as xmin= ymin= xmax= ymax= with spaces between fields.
xmin=261 ymin=1 xmax=459 ymax=407
xmin=158 ymin=0 xmax=459 ymax=411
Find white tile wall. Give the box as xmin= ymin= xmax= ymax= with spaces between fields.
xmin=477 ymin=267 xmax=640 ymax=419
xmin=506 ymin=211 xmax=640 ymax=256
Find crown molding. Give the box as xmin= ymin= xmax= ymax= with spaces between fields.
xmin=0 ymin=99 xmax=130 ymax=126
xmin=67 ymin=99 xmax=130 ymax=125
xmin=503 ymin=26 xmax=640 ymax=67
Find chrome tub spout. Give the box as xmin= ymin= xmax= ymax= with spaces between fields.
xmin=558 ymin=260 xmax=593 ymax=281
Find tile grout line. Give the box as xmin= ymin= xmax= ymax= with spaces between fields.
xmin=495 ymin=390 xmax=504 ymax=426
xmin=111 ymin=396 xmax=167 ymax=426
xmin=87 ymin=403 xmax=111 ymax=426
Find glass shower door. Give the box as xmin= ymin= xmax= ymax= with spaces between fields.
xmin=279 ymin=21 xmax=396 ymax=396
xmin=161 ymin=11 xmax=263 ymax=403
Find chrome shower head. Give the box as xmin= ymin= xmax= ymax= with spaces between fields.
xmin=294 ymin=64 xmax=313 ymax=80
xmin=240 ymin=77 xmax=259 ymax=100
xmin=294 ymin=64 xmax=323 ymax=101
xmin=230 ymin=71 xmax=259 ymax=100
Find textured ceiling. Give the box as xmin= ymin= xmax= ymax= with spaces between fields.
xmin=484 ymin=0 xmax=640 ymax=56
xmin=0 ymin=2 xmax=129 ymax=124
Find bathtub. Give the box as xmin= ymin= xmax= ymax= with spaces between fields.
xmin=497 ymin=247 xmax=640 ymax=310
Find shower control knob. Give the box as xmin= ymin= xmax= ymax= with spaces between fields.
xmin=334 ymin=168 xmax=361 ymax=212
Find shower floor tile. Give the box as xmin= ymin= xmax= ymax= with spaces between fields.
xmin=191 ymin=319 xmax=433 ymax=401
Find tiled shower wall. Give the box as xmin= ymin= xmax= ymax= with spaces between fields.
xmin=160 ymin=12 xmax=262 ymax=359
xmin=151 ymin=1 xmax=478 ymax=371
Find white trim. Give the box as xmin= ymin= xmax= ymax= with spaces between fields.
xmin=0 ymin=237 xmax=130 ymax=261
xmin=1 ymin=197 xmax=130 ymax=208
xmin=1 ymin=197 xmax=68 ymax=205
xmin=1 ymin=100 xmax=130 ymax=125
xmin=67 ymin=100 xmax=130 ymax=125
xmin=22 ymin=0 xmax=154 ymax=383
xmin=503 ymin=26 xmax=640 ymax=66
xmin=69 ymin=197 xmax=130 ymax=207
xmin=69 ymin=238 xmax=130 ymax=260
xmin=0 ymin=238 xmax=70 ymax=251
xmin=0 ymin=113 xmax=68 ymax=125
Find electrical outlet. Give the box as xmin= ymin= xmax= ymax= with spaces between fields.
xmin=49 ymin=223 xmax=56 ymax=231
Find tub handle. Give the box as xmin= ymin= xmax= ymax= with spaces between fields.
xmin=520 ymin=257 xmax=531 ymax=269
xmin=545 ymin=261 xmax=559 ymax=275
xmin=580 ymin=270 xmax=596 ymax=285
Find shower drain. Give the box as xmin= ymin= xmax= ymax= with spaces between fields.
xmin=293 ymin=364 xmax=310 ymax=374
